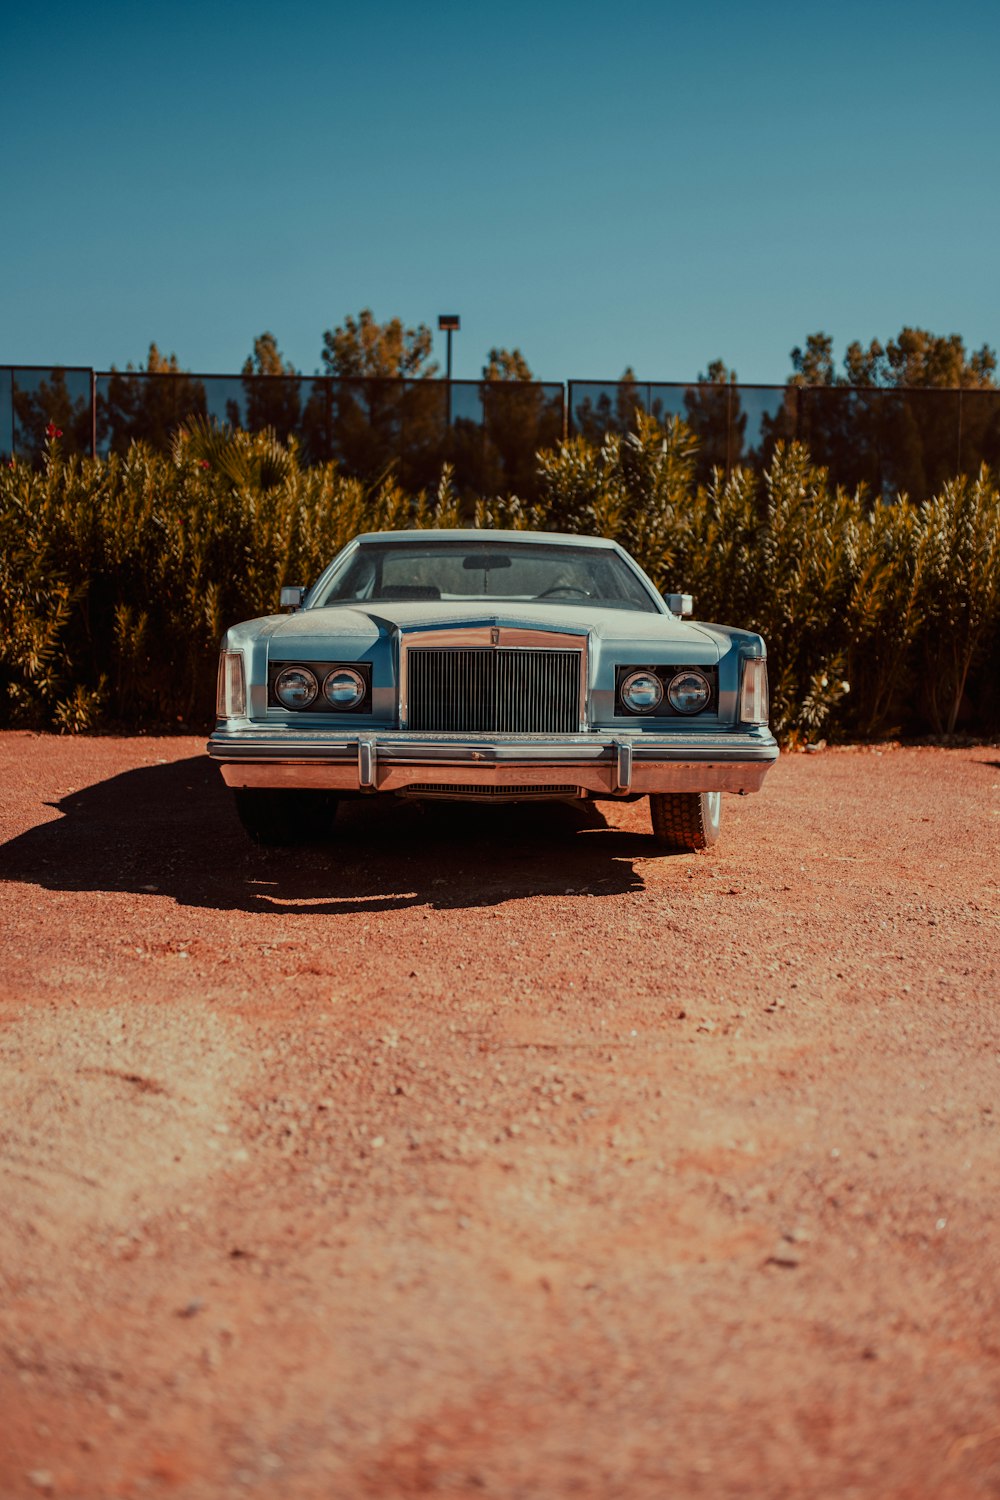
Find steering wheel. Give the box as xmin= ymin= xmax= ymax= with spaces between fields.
xmin=535 ymin=585 xmax=593 ymax=599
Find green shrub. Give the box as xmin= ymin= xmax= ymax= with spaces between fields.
xmin=1 ymin=418 xmax=997 ymax=739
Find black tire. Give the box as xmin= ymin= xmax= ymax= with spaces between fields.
xmin=649 ymin=791 xmax=721 ymax=852
xmin=233 ymin=789 xmax=338 ymax=847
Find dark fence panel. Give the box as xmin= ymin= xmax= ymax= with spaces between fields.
xmin=0 ymin=368 xmax=12 ymax=460
xmin=5 ymin=365 xmax=1000 ymax=501
xmin=96 ymin=370 xmax=208 ymax=454
xmin=88 ymin=371 xmax=561 ymax=500
xmin=798 ymin=386 xmax=882 ymax=495
xmin=959 ymin=389 xmax=1000 ymax=476
xmin=2 ymin=366 xmax=93 ymax=460
xmin=568 ymin=380 xmax=1000 ymax=498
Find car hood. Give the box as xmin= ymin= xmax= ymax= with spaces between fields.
xmin=262 ymin=599 xmax=719 ymax=652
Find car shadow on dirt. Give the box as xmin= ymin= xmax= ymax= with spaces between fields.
xmin=0 ymin=755 xmax=662 ymax=913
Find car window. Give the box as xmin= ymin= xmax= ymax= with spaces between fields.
xmin=316 ymin=542 xmax=659 ymax=613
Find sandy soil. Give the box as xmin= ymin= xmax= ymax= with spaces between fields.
xmin=0 ymin=732 xmax=998 ymax=1500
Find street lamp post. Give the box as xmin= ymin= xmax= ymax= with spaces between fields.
xmin=438 ymin=314 xmax=460 ymax=427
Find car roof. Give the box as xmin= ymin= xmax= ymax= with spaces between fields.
xmin=350 ymin=528 xmax=619 ymax=550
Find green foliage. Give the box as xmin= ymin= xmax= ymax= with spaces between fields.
xmin=0 ymin=433 xmax=461 ymax=731
xmin=490 ymin=421 xmax=1000 ymax=742
xmin=789 ymin=327 xmax=998 ymax=389
xmin=320 ymin=309 xmax=438 ymax=380
xmin=482 ymin=348 xmax=534 ymax=382
xmin=915 ymin=469 xmax=1000 ymax=733
xmin=1 ymin=415 xmax=997 ymax=740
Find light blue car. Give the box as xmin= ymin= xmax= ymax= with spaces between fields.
xmin=208 ymin=529 xmax=777 ymax=850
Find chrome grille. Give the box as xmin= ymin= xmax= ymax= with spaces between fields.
xmin=407 ymin=648 xmax=582 ymax=733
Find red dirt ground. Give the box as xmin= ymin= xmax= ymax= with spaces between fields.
xmin=0 ymin=732 xmax=998 ymax=1499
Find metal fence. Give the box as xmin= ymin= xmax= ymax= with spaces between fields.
xmin=569 ymin=380 xmax=1000 ymax=499
xmin=0 ymin=366 xmax=564 ymax=500
xmin=4 ymin=365 xmax=1000 ymax=501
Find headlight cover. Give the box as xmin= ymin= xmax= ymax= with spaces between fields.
xmin=620 ymin=670 xmax=664 ymax=714
xmin=666 ymin=669 xmax=712 ymax=715
xmin=323 ymin=667 xmax=366 ymax=709
xmin=216 ymin=651 xmax=246 ymax=718
xmin=739 ymin=658 xmax=769 ymax=724
xmin=275 ymin=665 xmax=319 ymax=710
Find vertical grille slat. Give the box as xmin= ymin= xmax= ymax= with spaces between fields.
xmin=408 ymin=648 xmax=581 ymax=733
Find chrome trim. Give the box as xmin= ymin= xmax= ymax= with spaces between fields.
xmin=216 ymin=758 xmax=772 ymax=796
xmin=397 ymin=624 xmax=590 ymax=731
xmin=615 ymin=739 xmax=633 ymax=794
xmin=210 ymin=725 xmax=778 ymax=797
xmin=358 ymin=737 xmax=376 ymax=788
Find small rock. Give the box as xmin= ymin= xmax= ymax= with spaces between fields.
xmin=27 ymin=1473 xmax=54 ymax=1495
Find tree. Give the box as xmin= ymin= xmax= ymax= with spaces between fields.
xmin=789 ymin=327 xmax=997 ymax=390
xmin=97 ymin=343 xmax=206 ymax=455
xmin=11 ymin=368 xmax=92 ymax=460
xmin=482 ymin=347 xmax=533 ymax=382
xmin=315 ymin=311 xmax=440 ymax=484
xmin=699 ymin=359 xmax=738 ymax=386
xmin=244 ymin=331 xmax=297 ymax=380
xmin=786 ymin=328 xmax=1000 ymax=499
xmin=684 ymin=360 xmax=746 ymax=479
xmin=320 ymin=309 xmax=438 ymax=380
xmin=843 ymin=329 xmax=997 ymax=390
xmin=142 ymin=342 xmax=184 ymax=376
xmin=572 ymin=368 xmax=645 ymax=445
xmin=789 ymin=334 xmax=836 ymax=387
xmin=234 ymin=332 xmax=302 ymax=439
xmin=469 ymin=347 xmax=562 ymax=497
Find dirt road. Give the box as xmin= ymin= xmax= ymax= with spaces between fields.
xmin=0 ymin=733 xmax=998 ymax=1499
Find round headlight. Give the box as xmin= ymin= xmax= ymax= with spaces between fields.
xmin=275 ymin=665 xmax=319 ymax=709
xmin=621 ymin=670 xmax=664 ymax=714
xmin=667 ymin=669 xmax=711 ymax=714
xmin=323 ymin=667 xmax=366 ymax=710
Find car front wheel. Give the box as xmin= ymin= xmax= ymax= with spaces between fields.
xmin=649 ymin=791 xmax=721 ymax=852
xmin=233 ymin=789 xmax=338 ymax=846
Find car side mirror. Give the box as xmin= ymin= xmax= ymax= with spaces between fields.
xmin=280 ymin=585 xmax=305 ymax=611
xmin=665 ymin=592 xmax=693 ymax=618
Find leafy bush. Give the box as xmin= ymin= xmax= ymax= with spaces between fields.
xmin=0 ymin=428 xmax=461 ymax=731
xmin=1 ymin=419 xmax=997 ymax=739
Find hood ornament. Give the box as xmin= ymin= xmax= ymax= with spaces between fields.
xmin=490 ymin=626 xmax=501 ymax=647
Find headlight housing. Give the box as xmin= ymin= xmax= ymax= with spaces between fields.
xmin=216 ymin=651 xmax=246 ymax=718
xmin=666 ymin=669 xmax=712 ymax=715
xmin=617 ymin=664 xmax=716 ymax=717
xmin=274 ymin=665 xmax=319 ymax=710
xmin=269 ymin=660 xmax=372 ymax=712
xmin=739 ymin=658 xmax=769 ymax=724
xmin=323 ymin=667 xmax=366 ymax=709
xmin=620 ymin=670 xmax=664 ymax=714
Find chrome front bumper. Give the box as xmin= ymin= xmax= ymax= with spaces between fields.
xmin=207 ymin=725 xmax=778 ymax=796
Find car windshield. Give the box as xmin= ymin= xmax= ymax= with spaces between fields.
xmin=313 ymin=541 xmax=659 ymax=613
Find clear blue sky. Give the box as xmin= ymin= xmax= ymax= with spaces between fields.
xmin=3 ymin=0 xmax=998 ymax=384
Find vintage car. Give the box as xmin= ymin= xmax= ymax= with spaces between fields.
xmin=208 ymin=529 xmax=777 ymax=850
